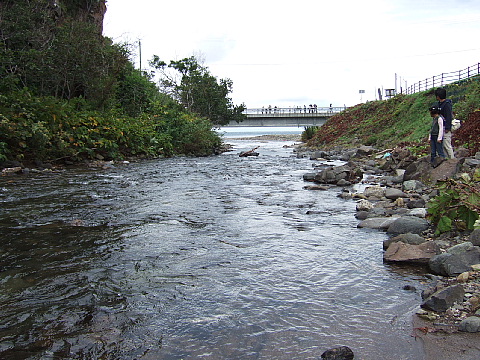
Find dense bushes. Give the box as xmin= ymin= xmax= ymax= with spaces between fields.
xmin=0 ymin=91 xmax=222 ymax=163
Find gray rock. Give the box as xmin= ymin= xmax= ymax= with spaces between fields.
xmin=385 ymin=188 xmax=407 ymax=200
xmin=321 ymin=346 xmax=354 ymax=360
xmin=421 ymin=284 xmax=465 ymax=312
xmin=357 ymin=217 xmax=398 ymax=230
xmin=384 ymin=241 xmax=439 ymax=264
xmin=314 ymin=169 xmax=336 ymax=184
xmin=428 ymin=242 xmax=480 ymax=276
xmin=310 ymin=151 xmax=328 ymax=160
xmin=404 ymin=157 xmax=432 ymax=181
xmin=383 ymin=233 xmax=426 ymax=250
xmin=448 ymin=242 xmax=475 ymax=255
xmin=403 ymin=180 xmax=425 ymax=192
xmin=406 ymin=198 xmax=426 ymax=209
xmin=304 ymin=185 xmax=329 ymax=191
xmin=363 ymin=185 xmax=385 ymax=199
xmin=464 ymin=158 xmax=480 ymax=167
xmin=336 ymin=179 xmax=351 ymax=186
xmin=407 ymin=208 xmax=427 ymax=218
xmin=469 ymin=229 xmax=480 ymax=246
xmin=355 ymin=211 xmax=369 ymax=220
xmin=303 ymin=172 xmax=316 ymax=181
xmin=459 ymin=317 xmax=480 ymax=332
xmin=356 ymin=199 xmax=374 ymax=211
xmin=386 ymin=216 xmax=429 ymax=235
xmin=355 ymin=145 xmax=375 ymax=156
xmin=370 ymin=207 xmax=387 ymax=217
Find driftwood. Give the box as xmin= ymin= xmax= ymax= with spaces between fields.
xmin=239 ymin=146 xmax=260 ymax=157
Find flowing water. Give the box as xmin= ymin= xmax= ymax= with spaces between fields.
xmin=0 ymin=135 xmax=426 ymax=359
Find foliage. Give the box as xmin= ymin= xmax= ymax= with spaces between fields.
xmin=0 ymin=91 xmax=223 ymax=162
xmin=115 ymin=63 xmax=162 ymax=117
xmin=427 ymin=170 xmax=480 ymax=235
xmin=301 ymin=126 xmax=320 ymax=142
xmin=446 ymin=76 xmax=480 ymax=120
xmin=0 ymin=1 xmax=126 ymax=107
xmin=0 ymin=1 xmax=227 ymax=163
xmin=150 ymin=55 xmax=246 ymax=126
xmin=308 ymin=77 xmax=480 ymax=154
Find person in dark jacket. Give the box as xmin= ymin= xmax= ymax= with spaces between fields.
xmin=435 ymin=87 xmax=454 ymax=159
xmin=428 ymin=106 xmax=446 ymax=165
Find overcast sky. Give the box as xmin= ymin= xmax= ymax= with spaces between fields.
xmin=103 ymin=0 xmax=480 ymax=109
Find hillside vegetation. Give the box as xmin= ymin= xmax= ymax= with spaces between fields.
xmin=308 ymin=77 xmax=480 ymax=155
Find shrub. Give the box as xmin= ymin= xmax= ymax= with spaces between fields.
xmin=427 ymin=170 xmax=480 ymax=235
xmin=301 ymin=126 xmax=320 ymax=142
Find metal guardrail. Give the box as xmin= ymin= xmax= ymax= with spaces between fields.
xmin=405 ymin=62 xmax=480 ymax=94
xmin=244 ymin=106 xmax=345 ymax=116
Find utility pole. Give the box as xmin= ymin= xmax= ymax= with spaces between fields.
xmin=395 ymin=73 xmax=397 ymax=95
xmin=138 ymin=39 xmax=142 ymax=72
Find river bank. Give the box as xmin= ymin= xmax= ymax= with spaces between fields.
xmin=1 ymin=135 xmax=478 ymax=359
xmin=294 ymin=143 xmax=480 ymax=359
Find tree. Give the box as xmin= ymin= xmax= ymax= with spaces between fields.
xmin=0 ymin=0 xmax=123 ymax=108
xmin=150 ymin=55 xmax=245 ymax=126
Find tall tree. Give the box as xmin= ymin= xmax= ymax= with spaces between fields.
xmin=150 ymin=55 xmax=245 ymax=126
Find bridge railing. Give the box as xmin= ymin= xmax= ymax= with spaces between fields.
xmin=244 ymin=106 xmax=345 ymax=116
xmin=404 ymin=62 xmax=480 ymax=95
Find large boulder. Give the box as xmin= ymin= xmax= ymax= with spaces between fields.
xmin=421 ymin=284 xmax=465 ymax=312
xmin=384 ymin=241 xmax=439 ymax=264
xmin=386 ymin=216 xmax=429 ymax=235
xmin=404 ymin=157 xmax=432 ymax=182
xmin=428 ymin=242 xmax=480 ymax=276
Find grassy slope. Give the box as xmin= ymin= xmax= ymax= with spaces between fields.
xmin=308 ymin=76 xmax=480 ymax=155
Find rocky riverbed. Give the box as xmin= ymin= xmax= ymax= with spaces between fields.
xmin=296 ymin=144 xmax=480 ymax=359
xmin=2 ymin=139 xmax=479 ymax=359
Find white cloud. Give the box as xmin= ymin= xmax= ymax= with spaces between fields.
xmin=104 ymin=0 xmax=480 ymax=109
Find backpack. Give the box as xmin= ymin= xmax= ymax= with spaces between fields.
xmin=451 ymin=118 xmax=461 ymax=131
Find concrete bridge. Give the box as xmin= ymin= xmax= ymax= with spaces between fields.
xmin=229 ymin=106 xmax=345 ymax=126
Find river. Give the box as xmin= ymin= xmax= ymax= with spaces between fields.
xmin=0 ymin=129 xmax=425 ymax=359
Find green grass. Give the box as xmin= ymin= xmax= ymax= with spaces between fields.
xmin=309 ymin=77 xmax=480 ymax=152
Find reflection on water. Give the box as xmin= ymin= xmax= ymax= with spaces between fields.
xmin=0 ymin=139 xmax=425 ymax=359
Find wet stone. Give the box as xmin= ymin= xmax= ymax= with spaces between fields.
xmin=458 ymin=316 xmax=480 ymax=332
